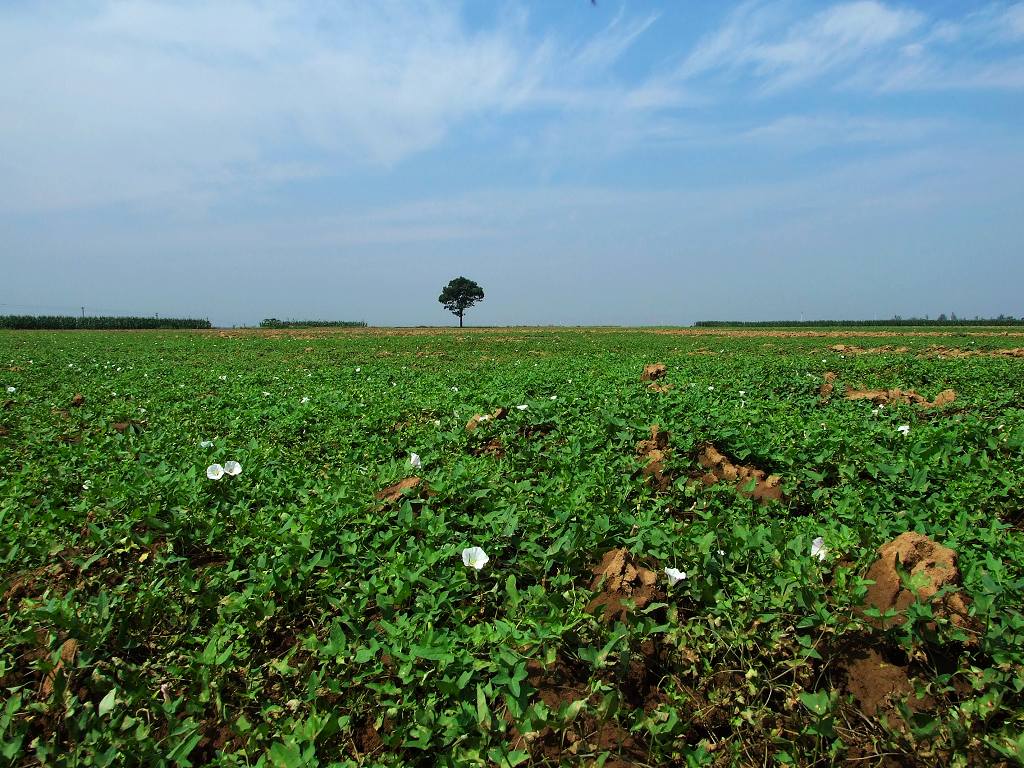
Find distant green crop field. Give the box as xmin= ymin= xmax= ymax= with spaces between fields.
xmin=1 ymin=328 xmax=1023 ymax=767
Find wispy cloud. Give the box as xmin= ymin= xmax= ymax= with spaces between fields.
xmin=0 ymin=1 xmax=669 ymax=213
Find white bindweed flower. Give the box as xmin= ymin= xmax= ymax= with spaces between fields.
xmin=550 ymin=395 xmax=557 ymax=400
xmin=224 ymin=460 xmax=242 ymax=476
xmin=206 ymin=464 xmax=225 ymax=481
xmin=218 ymin=375 xmax=227 ymax=381
xmin=516 ymin=404 xmax=529 ymax=411
xmin=664 ymin=567 xmax=687 ymax=586
xmin=462 ymin=546 xmax=489 ymax=570
xmin=717 ymin=549 xmax=726 ymax=557
xmin=200 ymin=440 xmax=214 ymax=448
xmin=738 ymin=390 xmax=745 ymax=397
xmin=811 ymin=536 xmax=828 ymax=561
xmin=451 ymin=386 xmax=459 ymax=392
xmin=897 ymin=424 xmax=911 ymax=436
xmin=301 ymin=396 xmax=310 ymax=404
xmin=708 ymin=385 xmax=714 ymax=391
xmin=5 ymin=386 xmax=14 ymax=393
xmin=409 ymin=452 xmax=422 ymax=469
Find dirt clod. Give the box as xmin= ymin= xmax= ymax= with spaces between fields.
xmin=70 ymin=393 xmax=85 ymax=407
xmin=635 ymin=425 xmax=671 ymax=490
xmin=375 ymin=477 xmax=430 ymax=505
xmin=697 ymin=444 xmax=784 ymax=503
xmin=640 ymin=363 xmax=667 ymax=381
xmin=819 ymin=371 xmax=837 ymax=402
xmin=39 ymin=639 xmax=79 ymax=700
xmin=845 ymin=387 xmax=956 ymax=408
xmin=586 ymin=548 xmax=663 ymax=623
xmin=862 ymin=532 xmax=972 ymax=634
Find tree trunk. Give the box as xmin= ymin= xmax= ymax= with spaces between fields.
xmin=459 ymin=311 xmax=464 ymax=328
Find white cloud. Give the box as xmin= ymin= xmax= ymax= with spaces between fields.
xmin=680 ymin=1 xmax=923 ymax=92
xmin=0 ymin=0 xmax=669 ymax=213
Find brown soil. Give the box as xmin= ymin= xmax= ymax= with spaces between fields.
xmin=819 ymin=371 xmax=838 ymax=402
xmin=647 ymin=382 xmax=673 ymax=393
xmin=829 ymin=344 xmax=910 ymax=355
xmin=862 ymin=532 xmax=973 ymax=637
xmin=516 ymin=642 xmax=669 ymax=766
xmin=70 ymin=393 xmax=85 ymax=407
xmin=374 ymin=477 xmax=430 ymax=505
xmin=845 ymin=387 xmax=957 ymax=408
xmin=635 ymin=425 xmax=671 ymax=490
xmin=470 ymin=437 xmax=505 ymax=458
xmin=640 ymin=362 xmax=667 ymax=381
xmin=697 ymin=444 xmax=784 ymax=504
xmin=585 ymin=548 xmax=663 ymax=624
xmin=465 ymin=407 xmax=508 ymax=432
xmin=925 ymin=345 xmax=1024 ymax=358
xmin=837 ymin=647 xmax=927 ymax=718
xmin=39 ymin=638 xmax=79 ymax=700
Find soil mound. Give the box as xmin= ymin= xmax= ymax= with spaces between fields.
xmin=635 ymin=425 xmax=671 ymax=490
xmin=586 ymin=548 xmax=662 ymax=624
xmin=640 ymin=363 xmax=667 ymax=381
xmin=845 ymin=388 xmax=956 ymax=408
xmin=837 ymin=647 xmax=926 ymax=718
xmin=862 ymin=532 xmax=971 ymax=634
xmin=819 ymin=371 xmax=837 ymax=402
xmin=465 ymin=407 xmax=508 ymax=432
xmin=697 ymin=444 xmax=784 ymax=503
xmin=374 ymin=477 xmax=430 ymax=505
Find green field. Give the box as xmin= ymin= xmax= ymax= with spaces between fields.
xmin=1 ymin=328 xmax=1023 ymax=767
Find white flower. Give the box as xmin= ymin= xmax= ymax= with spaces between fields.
xmin=199 ymin=440 xmax=214 ymax=449
xmin=708 ymin=385 xmax=714 ymax=391
xmin=262 ymin=391 xmax=271 ymax=396
xmin=206 ymin=464 xmax=225 ymax=480
xmin=717 ymin=549 xmax=726 ymax=557
xmin=5 ymin=386 xmax=14 ymax=394
xmin=811 ymin=536 xmax=828 ymax=561
xmin=218 ymin=375 xmax=227 ymax=381
xmin=516 ymin=404 xmax=529 ymax=411
xmin=462 ymin=546 xmax=489 ymax=570
xmin=738 ymin=390 xmax=746 ymax=397
xmin=224 ymin=460 xmax=242 ymax=476
xmin=451 ymin=386 xmax=459 ymax=392
xmin=549 ymin=395 xmax=557 ymax=400
xmin=82 ymin=480 xmax=92 ymax=490
xmin=301 ymin=396 xmax=310 ymax=404
xmin=355 ymin=367 xmax=361 ymax=372
xmin=896 ymin=424 xmax=911 ymax=436
xmin=664 ymin=567 xmax=687 ymax=586
xmin=409 ymin=452 xmax=422 ymax=469
xmin=433 ymin=419 xmax=442 ymax=427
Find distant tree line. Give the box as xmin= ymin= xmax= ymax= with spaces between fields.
xmin=694 ymin=316 xmax=1024 ymax=328
xmin=259 ymin=319 xmax=367 ymax=328
xmin=0 ymin=315 xmax=211 ymax=330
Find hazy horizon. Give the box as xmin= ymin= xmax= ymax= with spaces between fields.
xmin=2 ymin=1 xmax=1023 ymax=327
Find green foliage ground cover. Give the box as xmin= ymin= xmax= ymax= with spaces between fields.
xmin=0 ymin=328 xmax=1022 ymax=767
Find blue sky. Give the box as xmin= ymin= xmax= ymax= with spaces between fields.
xmin=1 ymin=0 xmax=1022 ymax=326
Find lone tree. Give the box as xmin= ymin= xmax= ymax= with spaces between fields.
xmin=438 ymin=276 xmax=485 ymax=328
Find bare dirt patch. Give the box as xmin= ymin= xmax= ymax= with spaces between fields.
xmin=374 ymin=477 xmax=431 ymax=505
xmin=465 ymin=407 xmax=508 ymax=432
xmin=585 ymin=548 xmax=663 ymax=624
xmin=924 ymin=345 xmax=1024 ymax=359
xmin=697 ymin=444 xmax=784 ymax=504
xmin=862 ymin=532 xmax=973 ymax=637
xmin=39 ymin=638 xmax=79 ymax=700
xmin=845 ymin=387 xmax=956 ymax=408
xmin=640 ymin=363 xmax=667 ymax=381
xmin=470 ymin=437 xmax=505 ymax=459
xmin=70 ymin=393 xmax=85 ymax=407
xmin=819 ymin=371 xmax=838 ymax=402
xmin=635 ymin=425 xmax=671 ymax=491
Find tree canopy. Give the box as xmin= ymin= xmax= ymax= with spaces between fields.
xmin=438 ymin=277 xmax=485 ymax=327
